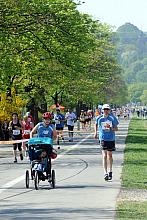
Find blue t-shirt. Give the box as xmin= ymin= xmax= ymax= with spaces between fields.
xmin=37 ymin=122 xmax=55 ymax=138
xmin=96 ymin=114 xmax=119 ymax=141
xmin=54 ymin=113 xmax=65 ymax=128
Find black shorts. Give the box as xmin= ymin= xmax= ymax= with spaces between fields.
xmin=100 ymin=140 xmax=116 ymax=151
xmin=56 ymin=127 xmax=63 ymax=131
xmin=12 ymin=135 xmax=22 ymax=151
xmin=67 ymin=125 xmax=74 ymax=131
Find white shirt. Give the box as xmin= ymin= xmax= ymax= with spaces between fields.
xmin=65 ymin=112 xmax=76 ymax=126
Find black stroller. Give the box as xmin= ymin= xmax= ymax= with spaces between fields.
xmin=25 ymin=137 xmax=57 ymax=190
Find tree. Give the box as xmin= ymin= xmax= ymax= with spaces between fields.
xmin=140 ymin=90 xmax=147 ymax=105
xmin=0 ymin=0 xmax=127 ymax=114
xmin=0 ymin=88 xmax=26 ymax=121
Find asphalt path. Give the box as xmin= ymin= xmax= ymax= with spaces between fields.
xmin=0 ymin=119 xmax=129 ymax=220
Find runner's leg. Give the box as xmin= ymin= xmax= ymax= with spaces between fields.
xmin=18 ymin=142 xmax=23 ymax=160
xmin=13 ymin=144 xmax=17 ymax=163
xmin=102 ymin=150 xmax=107 ymax=174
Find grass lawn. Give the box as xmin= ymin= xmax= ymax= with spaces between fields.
xmin=116 ymin=117 xmax=147 ymax=219
xmin=117 ymin=201 xmax=147 ymax=220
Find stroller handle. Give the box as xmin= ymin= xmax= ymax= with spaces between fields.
xmin=28 ymin=137 xmax=53 ymax=145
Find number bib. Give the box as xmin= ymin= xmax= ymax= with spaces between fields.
xmin=24 ymin=130 xmax=30 ymax=134
xmin=101 ymin=121 xmax=112 ymax=131
xmin=13 ymin=130 xmax=20 ymax=135
xmin=55 ymin=120 xmax=60 ymax=124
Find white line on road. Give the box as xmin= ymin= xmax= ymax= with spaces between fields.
xmin=0 ymin=133 xmax=93 ymax=194
xmin=0 ymin=175 xmax=25 ymax=194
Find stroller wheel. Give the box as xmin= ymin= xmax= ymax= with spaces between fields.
xmin=25 ymin=170 xmax=29 ymax=189
xmin=34 ymin=171 xmax=39 ymax=190
xmin=51 ymin=170 xmax=56 ymax=189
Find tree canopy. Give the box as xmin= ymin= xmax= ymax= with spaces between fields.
xmin=0 ymin=0 xmax=126 ymax=121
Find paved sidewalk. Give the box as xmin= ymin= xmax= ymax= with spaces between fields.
xmin=0 ymin=118 xmax=130 ymax=220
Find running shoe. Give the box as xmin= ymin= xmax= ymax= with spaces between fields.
xmin=104 ymin=173 xmax=109 ymax=181
xmin=108 ymin=172 xmax=112 ymax=180
xmin=14 ymin=157 xmax=17 ymax=163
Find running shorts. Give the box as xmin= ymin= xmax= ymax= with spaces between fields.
xmin=100 ymin=140 xmax=116 ymax=151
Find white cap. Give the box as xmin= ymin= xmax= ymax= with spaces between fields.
xmin=26 ymin=112 xmax=30 ymax=116
xmin=102 ymin=104 xmax=110 ymax=110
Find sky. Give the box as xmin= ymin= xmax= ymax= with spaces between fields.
xmin=77 ymin=0 xmax=147 ymax=32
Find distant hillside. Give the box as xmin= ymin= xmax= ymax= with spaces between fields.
xmin=114 ymin=23 xmax=147 ymax=103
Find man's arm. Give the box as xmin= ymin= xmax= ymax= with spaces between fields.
xmin=30 ymin=124 xmax=39 ymax=138
xmin=94 ymin=123 xmax=98 ymax=139
xmin=53 ymin=128 xmax=57 ymax=139
xmin=111 ymin=126 xmax=118 ymax=131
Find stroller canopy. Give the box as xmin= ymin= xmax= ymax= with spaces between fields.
xmin=28 ymin=137 xmax=53 ymax=145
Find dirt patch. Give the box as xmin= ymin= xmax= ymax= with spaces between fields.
xmin=118 ymin=187 xmax=147 ymax=202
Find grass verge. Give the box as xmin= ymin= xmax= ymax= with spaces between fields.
xmin=116 ymin=118 xmax=147 ymax=219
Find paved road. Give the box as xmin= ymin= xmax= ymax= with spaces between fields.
xmin=0 ymin=119 xmax=129 ymax=220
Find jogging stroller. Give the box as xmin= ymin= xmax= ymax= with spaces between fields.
xmin=25 ymin=137 xmax=57 ymax=190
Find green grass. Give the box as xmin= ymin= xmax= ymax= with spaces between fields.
xmin=122 ymin=118 xmax=147 ymax=188
xmin=116 ymin=118 xmax=147 ymax=219
xmin=117 ymin=201 xmax=147 ymax=220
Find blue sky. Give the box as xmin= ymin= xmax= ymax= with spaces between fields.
xmin=77 ymin=0 xmax=147 ymax=32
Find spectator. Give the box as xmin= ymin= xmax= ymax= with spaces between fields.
xmin=2 ymin=120 xmax=9 ymax=140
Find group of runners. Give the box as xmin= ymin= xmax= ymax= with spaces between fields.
xmin=79 ymin=110 xmax=93 ymax=130
xmin=0 ymin=103 xmax=122 ymax=182
xmin=3 ymin=108 xmax=77 ymax=163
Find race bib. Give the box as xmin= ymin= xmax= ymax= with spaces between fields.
xmin=24 ymin=130 xmax=30 ymax=134
xmin=101 ymin=121 xmax=112 ymax=131
xmin=13 ymin=130 xmax=20 ymax=135
xmin=55 ymin=120 xmax=60 ymax=124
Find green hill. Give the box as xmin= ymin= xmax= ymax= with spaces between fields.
xmin=114 ymin=23 xmax=147 ymax=103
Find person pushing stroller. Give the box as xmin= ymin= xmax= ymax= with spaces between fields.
xmin=30 ymin=112 xmax=57 ymax=179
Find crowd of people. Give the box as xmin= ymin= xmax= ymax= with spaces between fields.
xmin=0 ymin=104 xmax=134 ymax=181
xmin=0 ymin=108 xmax=78 ymax=162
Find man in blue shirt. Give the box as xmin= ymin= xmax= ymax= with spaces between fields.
xmin=94 ymin=104 xmax=119 ymax=181
xmin=54 ymin=108 xmax=65 ymax=143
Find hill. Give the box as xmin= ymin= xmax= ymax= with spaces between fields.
xmin=114 ymin=23 xmax=147 ymax=103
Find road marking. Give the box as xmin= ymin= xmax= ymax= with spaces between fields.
xmin=54 ymin=134 xmax=92 ymax=160
xmin=0 ymin=175 xmax=25 ymax=194
xmin=0 ymin=134 xmax=93 ymax=194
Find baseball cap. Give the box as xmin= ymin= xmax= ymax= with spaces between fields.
xmin=102 ymin=104 xmax=110 ymax=110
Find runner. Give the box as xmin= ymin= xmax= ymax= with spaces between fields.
xmin=80 ymin=110 xmax=86 ymax=130
xmin=22 ymin=115 xmax=34 ymax=156
xmin=86 ymin=110 xmax=93 ymax=130
xmin=94 ymin=104 xmax=119 ymax=181
xmin=9 ymin=113 xmax=23 ymax=163
xmin=65 ymin=109 xmax=76 ymax=142
xmin=26 ymin=111 xmax=34 ymax=123
xmin=30 ymin=112 xmax=57 ymax=180
xmin=54 ymin=108 xmax=65 ymax=144
xmin=30 ymin=112 xmax=57 ymax=139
